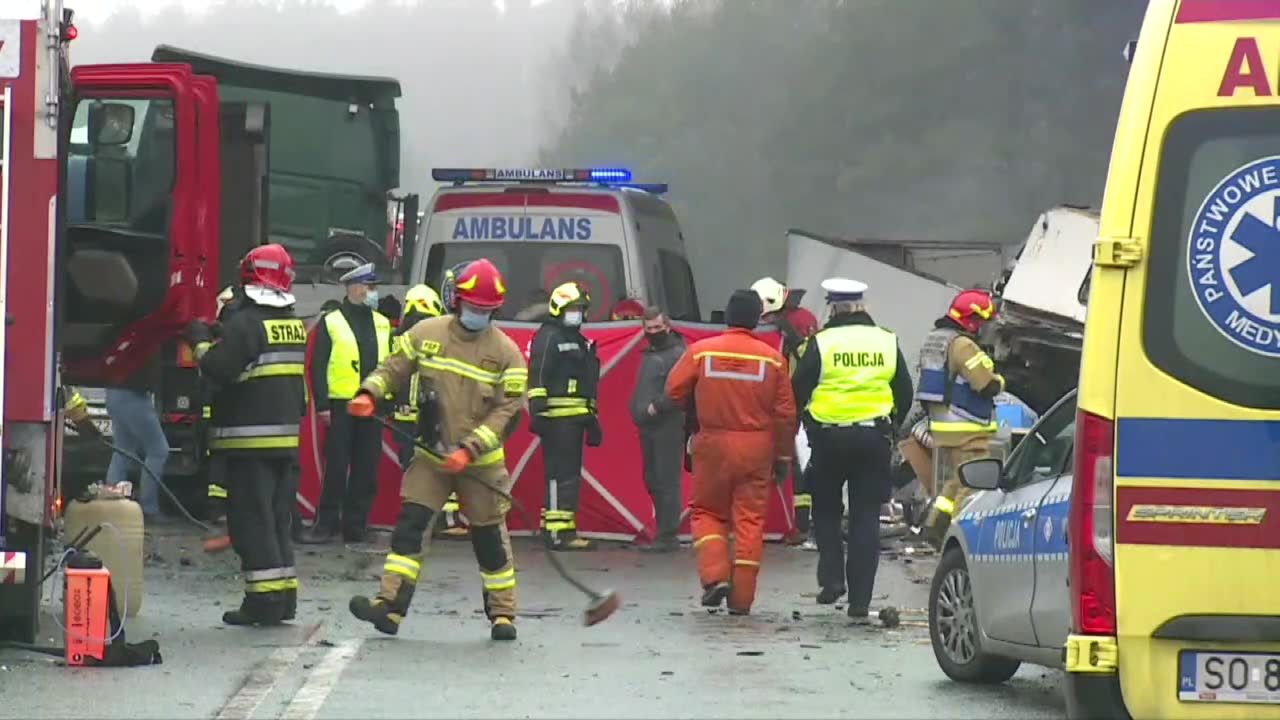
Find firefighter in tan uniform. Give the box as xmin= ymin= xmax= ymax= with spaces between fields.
xmin=916 ymin=289 xmax=1005 ymax=547
xmin=348 ymin=258 xmax=528 ymax=641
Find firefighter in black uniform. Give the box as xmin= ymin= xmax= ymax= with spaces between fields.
xmin=186 ymin=244 xmax=308 ymax=626
xmin=528 ymin=281 xmax=602 ymax=551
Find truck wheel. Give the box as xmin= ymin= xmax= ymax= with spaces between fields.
xmin=929 ymin=547 xmax=1021 ymax=683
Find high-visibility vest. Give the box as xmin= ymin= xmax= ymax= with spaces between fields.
xmin=806 ymin=324 xmax=898 ymax=425
xmin=324 ymin=309 xmax=391 ymax=399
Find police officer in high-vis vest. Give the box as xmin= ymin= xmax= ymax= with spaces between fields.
xmin=302 ymin=262 xmax=392 ymax=545
xmin=791 ymin=279 xmax=913 ymax=621
xmin=917 ymin=289 xmax=1004 ymax=548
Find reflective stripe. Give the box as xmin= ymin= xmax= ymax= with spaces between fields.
xmin=212 ymin=424 xmax=301 ymax=438
xmin=694 ymin=534 xmax=725 ymax=548
xmin=443 ymin=493 xmax=461 ymax=513
xmin=246 ymin=579 xmax=293 ymax=593
xmin=326 ymin=310 xmax=391 ymax=398
xmin=694 ymin=350 xmax=782 ymax=368
xmin=701 ymin=355 xmax=766 ymax=383
xmin=931 ymin=419 xmax=997 ymax=434
xmin=526 ymin=387 xmax=548 ymax=399
xmin=416 ymin=445 xmax=505 ymax=467
xmin=202 ymin=405 xmax=212 ymax=419
xmin=734 ymin=559 xmax=761 ymax=567
xmin=237 ymin=363 xmax=305 ymax=382
xmin=933 ymin=496 xmax=955 ymax=515
xmin=500 ymin=368 xmax=528 ymax=395
xmin=418 ymin=355 xmax=500 ymax=385
xmin=244 ymin=567 xmax=294 ymax=581
xmin=542 ymin=509 xmax=576 ymax=532
xmin=194 ymin=341 xmax=213 ymax=359
xmin=473 ymin=426 xmax=501 ymax=451
xmin=208 ymin=484 xmax=228 ymax=499
xmin=793 ymin=493 xmax=812 ymax=509
xmin=393 ymin=372 xmax=421 ymax=423
xmin=209 ymin=424 xmax=301 ymax=451
xmin=537 ymin=407 xmax=591 ymax=418
xmin=546 ymin=397 xmax=588 ymax=408
xmin=67 ymin=391 xmax=87 ymax=411
xmin=807 ymin=325 xmax=898 ymax=425
xmin=384 ymin=553 xmax=421 ymax=581
xmin=480 ymin=567 xmax=516 ymax=592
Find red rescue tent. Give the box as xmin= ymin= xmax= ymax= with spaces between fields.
xmin=297 ymin=321 xmax=797 ymax=541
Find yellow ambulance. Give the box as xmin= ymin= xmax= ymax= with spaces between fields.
xmin=1069 ymin=0 xmax=1280 ymax=717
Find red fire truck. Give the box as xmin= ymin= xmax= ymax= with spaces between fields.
xmin=0 ymin=1 xmax=274 ymax=641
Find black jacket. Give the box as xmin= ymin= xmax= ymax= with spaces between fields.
xmin=528 ymin=321 xmax=600 ymax=418
xmin=630 ymin=332 xmax=686 ymax=428
xmin=791 ymin=311 xmax=914 ymax=428
xmin=198 ymin=301 xmax=307 ymax=457
xmin=307 ymin=299 xmax=382 ymax=402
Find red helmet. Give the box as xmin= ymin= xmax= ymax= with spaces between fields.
xmin=240 ymin=244 xmax=295 ymax=293
xmin=947 ymin=289 xmax=996 ymax=333
xmin=611 ymin=297 xmax=646 ymax=320
xmin=452 ymin=258 xmax=506 ymax=310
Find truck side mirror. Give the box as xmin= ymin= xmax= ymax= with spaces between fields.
xmin=87 ymin=102 xmax=135 ymax=146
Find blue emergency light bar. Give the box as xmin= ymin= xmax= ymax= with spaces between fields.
xmin=432 ymin=167 xmax=634 ymax=184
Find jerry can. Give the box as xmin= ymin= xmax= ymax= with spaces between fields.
xmin=63 ymin=493 xmax=144 ymax=618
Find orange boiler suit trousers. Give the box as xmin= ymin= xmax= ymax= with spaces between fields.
xmin=689 ymin=429 xmax=775 ymax=612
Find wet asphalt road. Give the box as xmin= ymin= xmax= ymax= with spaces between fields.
xmin=0 ymin=526 xmax=1065 ymax=719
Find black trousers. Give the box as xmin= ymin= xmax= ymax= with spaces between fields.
xmin=318 ymin=399 xmax=382 ymax=534
xmin=640 ymin=421 xmax=684 ymax=541
xmin=540 ymin=417 xmax=586 ymax=534
xmin=226 ymin=455 xmax=297 ymax=620
xmin=809 ymin=423 xmax=892 ymax=612
xmin=793 ymin=457 xmax=812 ymax=535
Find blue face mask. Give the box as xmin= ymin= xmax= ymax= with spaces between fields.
xmin=458 ymin=306 xmax=492 ymax=331
xmin=363 ymin=289 xmax=380 ymax=309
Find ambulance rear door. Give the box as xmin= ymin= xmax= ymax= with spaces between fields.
xmin=1107 ymin=3 xmax=1280 ymax=716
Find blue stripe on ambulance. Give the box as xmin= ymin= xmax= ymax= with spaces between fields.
xmin=1117 ymin=417 xmax=1280 ymax=481
xmin=954 ymin=490 xmax=1070 ymax=564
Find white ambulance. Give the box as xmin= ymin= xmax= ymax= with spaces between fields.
xmin=408 ymin=168 xmax=702 ymax=322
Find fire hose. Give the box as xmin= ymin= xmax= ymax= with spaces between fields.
xmin=371 ymin=414 xmax=621 ymax=627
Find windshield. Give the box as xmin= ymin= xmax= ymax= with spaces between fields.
xmin=424 ymin=242 xmax=627 ymax=322
xmin=67 ymin=97 xmax=176 ymax=236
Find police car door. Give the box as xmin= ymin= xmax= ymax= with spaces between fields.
xmin=1027 ymin=391 xmax=1077 ymax=649
xmin=976 ymin=400 xmax=1077 ymax=646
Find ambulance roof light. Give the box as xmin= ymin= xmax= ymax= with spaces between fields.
xmin=431 ymin=167 xmax=634 ymax=185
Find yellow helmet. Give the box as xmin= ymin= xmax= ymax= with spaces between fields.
xmin=404 ymin=284 xmax=445 ymax=318
xmin=548 ymin=281 xmax=590 ymax=317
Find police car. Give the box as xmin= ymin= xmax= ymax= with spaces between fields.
xmin=928 ymin=388 xmax=1076 ymax=684
xmin=409 ymin=168 xmax=702 ymax=322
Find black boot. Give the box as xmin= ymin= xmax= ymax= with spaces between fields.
xmin=300 ymin=521 xmax=338 ymax=545
xmin=350 ymin=583 xmax=414 ymax=636
xmin=490 ymin=616 xmax=517 ymax=641
xmin=223 ymin=594 xmax=286 ymax=627
xmin=701 ymin=581 xmax=730 ymax=608
xmin=283 ymin=588 xmax=297 ymax=621
xmin=817 ymin=586 xmax=846 ymax=605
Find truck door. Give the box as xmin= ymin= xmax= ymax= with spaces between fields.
xmin=61 ymin=63 xmax=202 ymax=386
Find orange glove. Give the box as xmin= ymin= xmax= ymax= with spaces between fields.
xmin=442 ymin=448 xmax=471 ymax=473
xmin=347 ymin=393 xmax=376 ymax=418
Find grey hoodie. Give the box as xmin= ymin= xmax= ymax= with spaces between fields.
xmin=630 ymin=332 xmax=687 ymax=429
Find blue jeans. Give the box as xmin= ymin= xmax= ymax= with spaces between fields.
xmin=105 ymin=388 xmax=170 ymax=516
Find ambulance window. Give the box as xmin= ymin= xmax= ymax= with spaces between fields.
xmin=659 ymin=250 xmax=700 ymax=321
xmin=424 ymin=242 xmax=626 ymax=322
xmin=1144 ymin=108 xmax=1280 ymax=409
xmin=68 ymin=97 xmax=175 ymax=235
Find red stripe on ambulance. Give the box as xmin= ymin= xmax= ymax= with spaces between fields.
xmin=433 ymin=192 xmax=620 ymax=213
xmin=1178 ymin=0 xmax=1280 ymax=24
xmin=1116 ymin=485 xmax=1280 ymax=549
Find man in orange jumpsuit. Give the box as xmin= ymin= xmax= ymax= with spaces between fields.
xmin=665 ymin=289 xmax=796 ymax=615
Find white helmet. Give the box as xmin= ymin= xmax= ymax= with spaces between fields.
xmin=750 ymin=277 xmax=787 ymax=316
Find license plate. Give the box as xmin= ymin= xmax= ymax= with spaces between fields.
xmin=1180 ymin=651 xmax=1280 ymax=704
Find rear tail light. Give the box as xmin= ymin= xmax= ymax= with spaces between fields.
xmin=1069 ymin=408 xmax=1116 ymax=635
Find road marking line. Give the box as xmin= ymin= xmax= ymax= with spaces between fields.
xmin=280 ymin=638 xmax=362 ymax=720
xmin=215 ymin=622 xmax=322 ymax=720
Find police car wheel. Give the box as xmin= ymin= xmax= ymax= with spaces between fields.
xmin=928 ymin=547 xmax=1020 ymax=684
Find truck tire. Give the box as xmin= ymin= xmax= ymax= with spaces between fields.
xmin=929 ymin=546 xmax=1021 ymax=684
